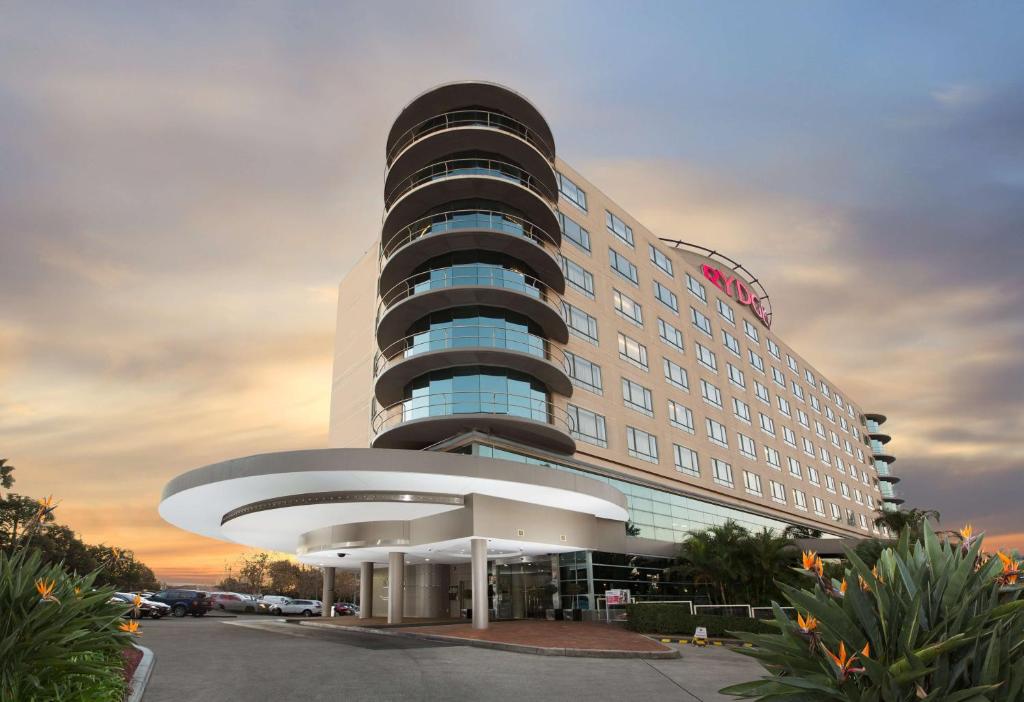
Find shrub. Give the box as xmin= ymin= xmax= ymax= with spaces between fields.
xmin=0 ymin=548 xmax=133 ymax=701
xmin=625 ymin=603 xmax=778 ymax=637
xmin=721 ymin=524 xmax=1024 ymax=701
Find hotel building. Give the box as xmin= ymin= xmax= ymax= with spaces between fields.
xmin=160 ymin=82 xmax=900 ymax=628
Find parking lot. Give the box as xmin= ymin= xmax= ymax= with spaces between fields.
xmin=139 ymin=616 xmax=766 ymax=701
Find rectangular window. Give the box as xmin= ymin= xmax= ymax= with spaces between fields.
xmin=686 ymin=273 xmax=707 ymax=302
xmin=770 ymin=480 xmax=786 ymax=503
xmin=754 ymin=381 xmax=770 ymax=404
xmin=649 ymin=244 xmax=674 ymax=277
xmin=764 ymin=445 xmax=781 ymax=469
xmin=559 ymin=255 xmax=594 ymax=298
xmin=558 ymin=172 xmax=587 ymax=211
xmin=622 ymin=378 xmax=654 ymax=416
xmin=617 ymin=332 xmax=648 ymax=371
xmin=826 ymin=406 xmax=836 ymax=423
xmin=759 ymin=413 xmax=775 ymax=436
xmin=767 ymin=338 xmax=781 ymax=359
xmin=626 ymin=426 xmax=658 ymax=463
xmin=841 ymin=482 xmax=851 ymax=499
xmin=825 ymin=474 xmax=836 ymax=493
xmin=777 ymin=395 xmax=791 ymax=417
xmin=793 ymin=489 xmax=808 ymax=511
xmin=722 ymin=329 xmax=740 ymax=356
xmin=783 ymin=426 xmax=797 ymax=447
xmin=804 ymin=369 xmax=816 ymax=385
xmin=743 ymin=471 xmax=763 ymax=497
xmin=673 ymin=444 xmax=699 ymax=477
xmin=562 ymin=301 xmax=598 ymax=343
xmin=558 ymin=210 xmax=591 ymax=253
xmin=831 ymin=430 xmax=841 ymax=447
xmin=830 ymin=503 xmax=842 ymax=520
xmin=696 ymin=342 xmax=718 ymax=372
xmin=657 ymin=318 xmax=684 ymax=352
xmin=772 ymin=366 xmax=786 ymax=387
xmin=787 ymin=354 xmax=799 ymax=373
xmin=663 ymin=358 xmax=689 ymax=391
xmin=743 ymin=319 xmax=760 ymax=343
xmin=737 ymin=433 xmax=756 ymax=459
xmin=797 ymin=409 xmax=810 ymax=428
xmin=815 ymin=420 xmax=826 ymax=438
xmin=605 ymin=210 xmax=634 ymax=247
xmin=653 ymin=281 xmax=679 ymax=313
xmin=711 ymin=458 xmax=734 ymax=488
xmin=792 ymin=381 xmax=805 ymax=401
xmin=813 ymin=496 xmax=826 ymax=516
xmin=700 ymin=379 xmax=723 ymax=409
xmin=820 ymin=447 xmax=832 ymax=466
xmin=706 ymin=418 xmax=729 ymax=447
xmin=810 ymin=395 xmax=821 ymax=412
xmin=613 ymin=289 xmax=643 ymax=326
xmin=748 ymin=349 xmax=765 ymax=373
xmin=564 ymin=350 xmax=603 ymax=394
xmin=566 ymin=405 xmax=607 ymax=448
xmin=788 ymin=457 xmax=802 ymax=479
xmin=609 ymin=248 xmax=639 ymax=285
xmin=716 ymin=298 xmax=735 ymax=325
xmin=732 ymin=397 xmax=751 ymax=423
xmin=727 ymin=363 xmax=746 ymax=389
xmin=802 ymin=437 xmax=815 ymax=457
xmin=691 ymin=307 xmax=713 ymax=336
xmin=807 ymin=466 xmax=820 ymax=485
xmin=668 ymin=400 xmax=694 ymax=433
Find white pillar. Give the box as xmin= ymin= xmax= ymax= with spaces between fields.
xmin=387 ymin=552 xmax=404 ymax=624
xmin=321 ymin=566 xmax=335 ymax=617
xmin=359 ymin=561 xmax=374 ymax=619
xmin=471 ymin=538 xmax=489 ymax=630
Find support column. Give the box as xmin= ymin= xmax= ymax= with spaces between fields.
xmin=359 ymin=561 xmax=374 ymax=619
xmin=387 ymin=552 xmax=404 ymax=624
xmin=471 ymin=537 xmax=489 ymax=630
xmin=321 ymin=566 xmax=335 ymax=617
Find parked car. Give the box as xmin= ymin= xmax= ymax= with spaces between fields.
xmin=110 ymin=592 xmax=171 ymax=619
xmin=276 ymin=599 xmax=323 ymax=617
xmin=209 ymin=592 xmax=257 ymax=613
xmin=257 ymin=595 xmax=291 ymax=614
xmin=149 ymin=589 xmax=213 ymax=617
xmin=333 ymin=602 xmax=359 ymax=616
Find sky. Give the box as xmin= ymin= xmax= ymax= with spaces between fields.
xmin=1 ymin=2 xmax=1021 ymax=584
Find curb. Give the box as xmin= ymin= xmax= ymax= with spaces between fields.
xmin=126 ymin=644 xmax=154 ymax=702
xmin=648 ymin=635 xmax=754 ymax=648
xmin=300 ymin=621 xmax=679 ymax=659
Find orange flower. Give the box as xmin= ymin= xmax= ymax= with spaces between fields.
xmin=861 ymin=641 xmax=870 ymax=659
xmin=859 ymin=575 xmax=870 ymax=592
xmin=119 ymin=620 xmax=141 ymax=636
xmin=839 ymin=579 xmax=848 ymax=595
xmin=802 ymin=550 xmax=818 ymax=571
xmin=35 ymin=495 xmax=55 ymax=518
xmin=871 ymin=565 xmax=884 ymax=584
xmin=35 ymin=578 xmax=59 ymax=603
xmin=997 ymin=552 xmax=1020 ymax=585
xmin=796 ymin=612 xmax=818 ymax=633
xmin=823 ymin=640 xmax=867 ymax=680
xmin=960 ymin=523 xmax=973 ymax=541
xmin=109 ymin=547 xmax=122 ymax=561
xmin=133 ymin=594 xmax=142 ymax=608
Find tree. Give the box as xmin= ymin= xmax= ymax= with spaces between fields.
xmin=744 ymin=528 xmax=800 ymax=605
xmin=0 ymin=494 xmax=53 ymax=553
xmin=0 ymin=458 xmax=14 ymax=493
xmin=238 ymin=552 xmax=272 ymax=594
xmin=873 ymin=507 xmax=940 ymax=541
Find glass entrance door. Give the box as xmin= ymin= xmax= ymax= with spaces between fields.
xmin=493 ymin=558 xmax=552 ymax=619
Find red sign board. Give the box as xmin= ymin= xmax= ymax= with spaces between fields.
xmin=701 ymin=264 xmax=771 ymax=328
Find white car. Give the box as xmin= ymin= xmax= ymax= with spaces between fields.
xmin=274 ymin=599 xmax=323 ymax=617
xmin=258 ymin=595 xmax=291 ymax=613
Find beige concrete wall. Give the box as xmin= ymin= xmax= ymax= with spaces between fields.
xmin=328 ymin=245 xmax=379 ymax=448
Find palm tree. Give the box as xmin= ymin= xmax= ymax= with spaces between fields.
xmin=873 ymin=508 xmax=940 ymax=539
xmin=744 ymin=528 xmax=799 ymax=604
xmin=670 ymin=520 xmax=751 ymax=604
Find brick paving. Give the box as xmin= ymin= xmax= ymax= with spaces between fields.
xmin=401 ymin=620 xmax=671 ymax=652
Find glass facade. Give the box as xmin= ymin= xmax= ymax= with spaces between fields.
xmin=410 ymin=253 xmax=543 ymax=299
xmin=403 ymin=307 xmax=547 ymax=359
xmin=402 ymin=368 xmax=549 ymax=422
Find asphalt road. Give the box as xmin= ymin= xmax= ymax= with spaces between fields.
xmin=138 ymin=616 xmax=765 ymax=702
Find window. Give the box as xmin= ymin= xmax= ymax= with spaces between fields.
xmin=609 ymin=248 xmax=639 ymax=285
xmin=815 ymin=420 xmax=827 ymax=438
xmin=563 ymin=302 xmax=598 ymax=343
xmin=613 ymin=289 xmax=643 ymax=326
xmin=767 ymin=338 xmax=781 ymax=359
xmin=804 ymin=369 xmax=815 ymax=385
xmin=783 ymin=426 xmax=797 ymax=447
xmin=696 ymin=343 xmax=718 ymax=372
xmin=653 ymin=281 xmax=679 ymax=313
xmin=622 ymin=378 xmax=654 ymax=416
xmin=743 ymin=319 xmax=760 ymax=343
xmin=668 ymin=401 xmax=694 ymax=433
xmin=820 ymin=447 xmax=832 ymax=466
xmin=558 ymin=172 xmax=587 ymax=211
xmin=649 ymin=244 xmax=674 ymax=277
xmin=831 ymin=430 xmax=841 ymax=447
xmin=830 ymin=503 xmax=842 ymax=520
xmin=854 ymin=488 xmax=864 ymax=505
xmin=840 ymin=416 xmax=849 ymax=432
xmin=686 ymin=274 xmax=707 ymax=302
xmin=813 ymin=496 xmax=826 ymax=516
xmin=807 ymin=466 xmax=820 ymax=485
xmin=764 ymin=446 xmax=781 ymax=469
xmin=743 ymin=471 xmax=763 ymax=497
xmin=673 ymin=444 xmax=699 ymax=477
xmin=791 ymin=381 xmax=805 ymax=401
xmin=859 ymin=513 xmax=869 ymax=530
xmin=564 ymin=350 xmax=602 ymax=394
xmin=748 ymin=350 xmax=765 ymax=373
xmin=566 ymin=405 xmax=607 ymax=448
xmin=727 ymin=363 xmax=746 ymax=388
xmin=848 ymin=464 xmax=858 ymax=480
xmin=691 ymin=307 xmax=713 ymax=336
xmin=732 ymin=397 xmax=751 ymax=423
xmin=825 ymin=474 xmax=836 ymax=493
xmin=711 ymin=458 xmax=734 ymax=488
xmin=737 ymin=433 xmax=756 ymax=459
xmin=787 ymin=354 xmax=799 ymax=373
xmin=788 ymin=457 xmax=802 ymax=479
xmin=826 ymin=406 xmax=836 ymax=423
xmin=841 ymin=482 xmax=851 ymax=499
xmin=617 ymin=333 xmax=648 ymax=370
xmin=558 ymin=210 xmax=591 ymax=253
xmin=722 ymin=329 xmax=740 ymax=356
xmin=754 ymin=381 xmax=770 ymax=404
xmin=797 ymin=410 xmax=810 ymax=428
xmin=759 ymin=413 xmax=776 ymax=436
xmin=663 ymin=358 xmax=689 ymax=390
xmin=810 ymin=395 xmax=821 ymax=412
xmin=700 ymin=379 xmax=723 ymax=408
xmin=772 ymin=366 xmax=786 ymax=387
xmin=716 ymin=298 xmax=735 ymax=325
xmin=658 ymin=318 xmax=684 ymax=352
xmin=706 ymin=418 xmax=728 ymax=447
xmin=559 ymin=256 xmax=594 ymax=298
xmin=802 ymin=437 xmax=815 ymax=457
xmin=770 ymin=480 xmax=786 ymax=503
xmin=606 ymin=211 xmax=634 ymax=246
xmin=777 ymin=395 xmax=791 ymax=417
xmin=626 ymin=427 xmax=658 ymax=463
xmin=793 ymin=489 xmax=808 ymax=511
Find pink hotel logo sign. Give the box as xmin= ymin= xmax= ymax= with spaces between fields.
xmin=700 ymin=264 xmax=771 ymax=329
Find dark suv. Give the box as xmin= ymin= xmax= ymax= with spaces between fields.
xmin=150 ymin=589 xmax=212 ymax=617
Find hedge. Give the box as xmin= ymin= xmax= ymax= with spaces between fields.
xmin=624 ymin=603 xmax=779 ymax=637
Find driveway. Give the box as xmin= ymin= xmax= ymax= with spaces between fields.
xmin=138 ymin=616 xmax=764 ymax=701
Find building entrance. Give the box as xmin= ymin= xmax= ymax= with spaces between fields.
xmin=492 ymin=557 xmax=554 ymax=619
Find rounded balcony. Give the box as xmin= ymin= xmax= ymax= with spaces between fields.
xmin=386 ymin=109 xmax=556 ymax=194
xmin=374 ymin=326 xmax=573 ymax=405
xmin=868 ymin=431 xmax=892 ymax=444
xmin=874 ymin=461 xmax=900 ymax=483
xmin=372 ymin=391 xmax=575 ymax=454
xmin=381 ymin=158 xmax=559 ymax=247
xmin=387 ymin=81 xmax=554 ymax=165
xmin=379 ymin=209 xmax=564 ymax=295
xmin=864 ymin=412 xmax=887 ymax=424
xmin=870 ymin=441 xmax=895 ymax=463
xmin=375 ymin=267 xmax=568 ymax=350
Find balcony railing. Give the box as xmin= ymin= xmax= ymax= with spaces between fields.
xmin=380 ymin=209 xmax=558 ymax=263
xmin=387 ymin=109 xmax=555 ymax=166
xmin=384 ymin=157 xmax=557 ymax=210
xmin=372 ymin=391 xmax=574 ymax=435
